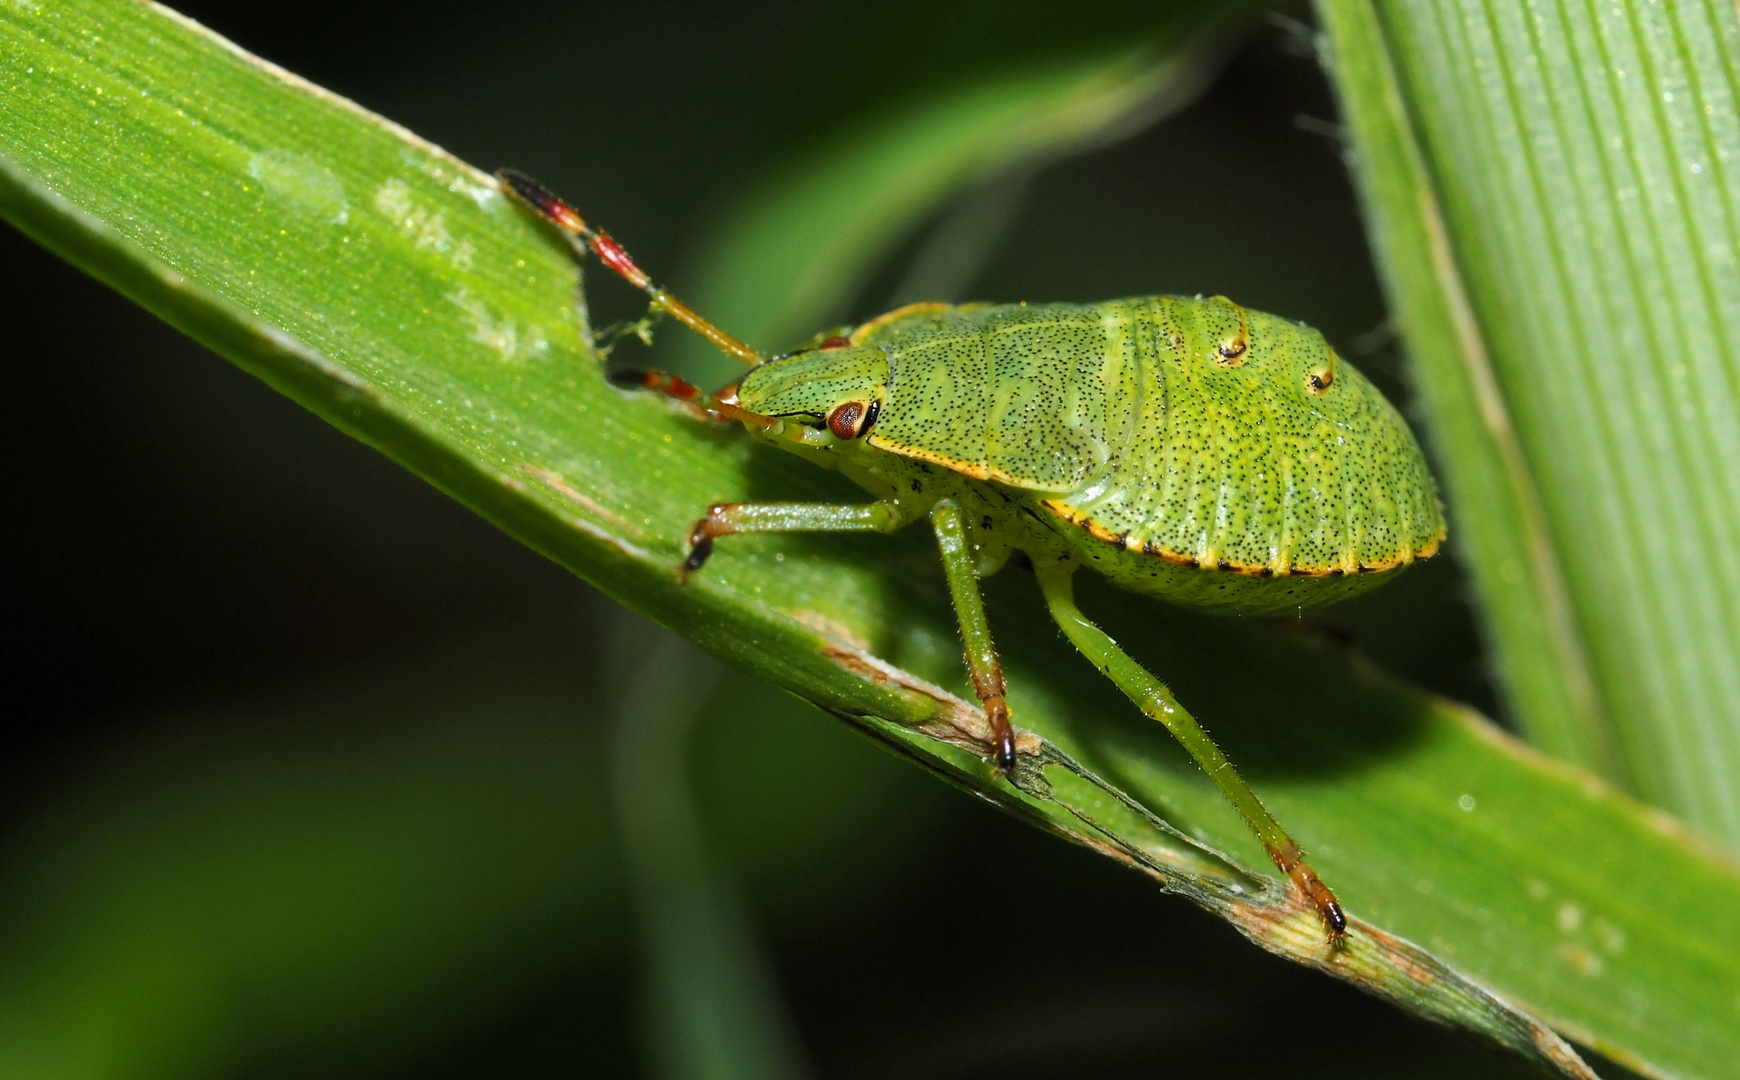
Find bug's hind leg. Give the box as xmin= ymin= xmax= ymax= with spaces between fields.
xmin=930 ymin=500 xmax=1017 ymax=778
xmin=1033 ymin=559 xmax=1347 ymax=943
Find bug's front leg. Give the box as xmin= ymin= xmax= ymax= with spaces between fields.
xmin=608 ymin=368 xmax=785 ymax=433
xmin=1033 ymin=559 xmax=1347 ymax=943
xmin=929 ymin=499 xmax=1017 ymax=778
xmin=680 ymin=499 xmax=913 ymax=575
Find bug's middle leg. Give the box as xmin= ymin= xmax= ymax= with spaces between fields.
xmin=929 ymin=499 xmax=1017 ymax=778
xmin=1033 ymin=558 xmax=1347 ymax=942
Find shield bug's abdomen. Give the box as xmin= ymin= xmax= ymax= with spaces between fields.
xmin=856 ymin=297 xmax=1445 ymax=613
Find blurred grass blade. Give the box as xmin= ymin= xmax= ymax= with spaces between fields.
xmin=612 ymin=620 xmax=809 ymax=1080
xmin=672 ymin=0 xmax=1260 ymax=381
xmin=1318 ymin=0 xmax=1740 ymax=841
xmin=2 ymin=3 xmax=1737 ymax=1079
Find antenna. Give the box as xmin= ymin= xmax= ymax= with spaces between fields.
xmin=497 ymin=169 xmax=766 ymax=367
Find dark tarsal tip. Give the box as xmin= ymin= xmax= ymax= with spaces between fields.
xmin=995 ymin=731 xmax=1017 ymax=778
xmin=682 ymin=537 xmax=714 ymax=575
xmin=1325 ymin=900 xmax=1347 ymax=938
xmin=606 ymin=367 xmax=651 ymax=388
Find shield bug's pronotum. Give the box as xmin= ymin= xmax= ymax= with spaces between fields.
xmin=498 ymin=169 xmax=1445 ymax=940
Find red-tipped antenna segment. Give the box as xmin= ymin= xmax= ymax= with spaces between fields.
xmin=497 ymin=169 xmax=766 ymax=367
xmin=498 ymin=169 xmax=591 ymax=234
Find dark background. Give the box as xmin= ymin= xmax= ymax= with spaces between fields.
xmin=1 ymin=2 xmax=1604 ymax=1077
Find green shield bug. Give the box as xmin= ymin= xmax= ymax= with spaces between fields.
xmin=499 ymin=169 xmax=1446 ymax=941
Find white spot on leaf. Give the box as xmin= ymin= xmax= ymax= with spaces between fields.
xmin=412 ymin=156 xmax=502 ymax=211
xmin=374 ymin=179 xmax=473 ymax=268
xmin=1557 ymin=902 xmax=1583 ymax=933
xmin=249 ymin=150 xmax=349 ymax=224
xmin=447 ymin=288 xmax=548 ymax=361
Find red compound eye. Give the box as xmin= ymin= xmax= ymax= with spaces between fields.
xmin=827 ymin=400 xmax=867 ymax=439
xmin=819 ymin=335 xmax=852 ymax=350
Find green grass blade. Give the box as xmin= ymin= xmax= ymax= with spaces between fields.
xmin=2 ymin=3 xmax=1737 ymax=1078
xmin=1314 ymin=0 xmax=1618 ymax=779
xmin=1322 ymin=0 xmax=1740 ymax=842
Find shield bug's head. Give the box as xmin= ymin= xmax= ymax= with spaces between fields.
xmin=737 ymin=342 xmax=888 ymax=443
